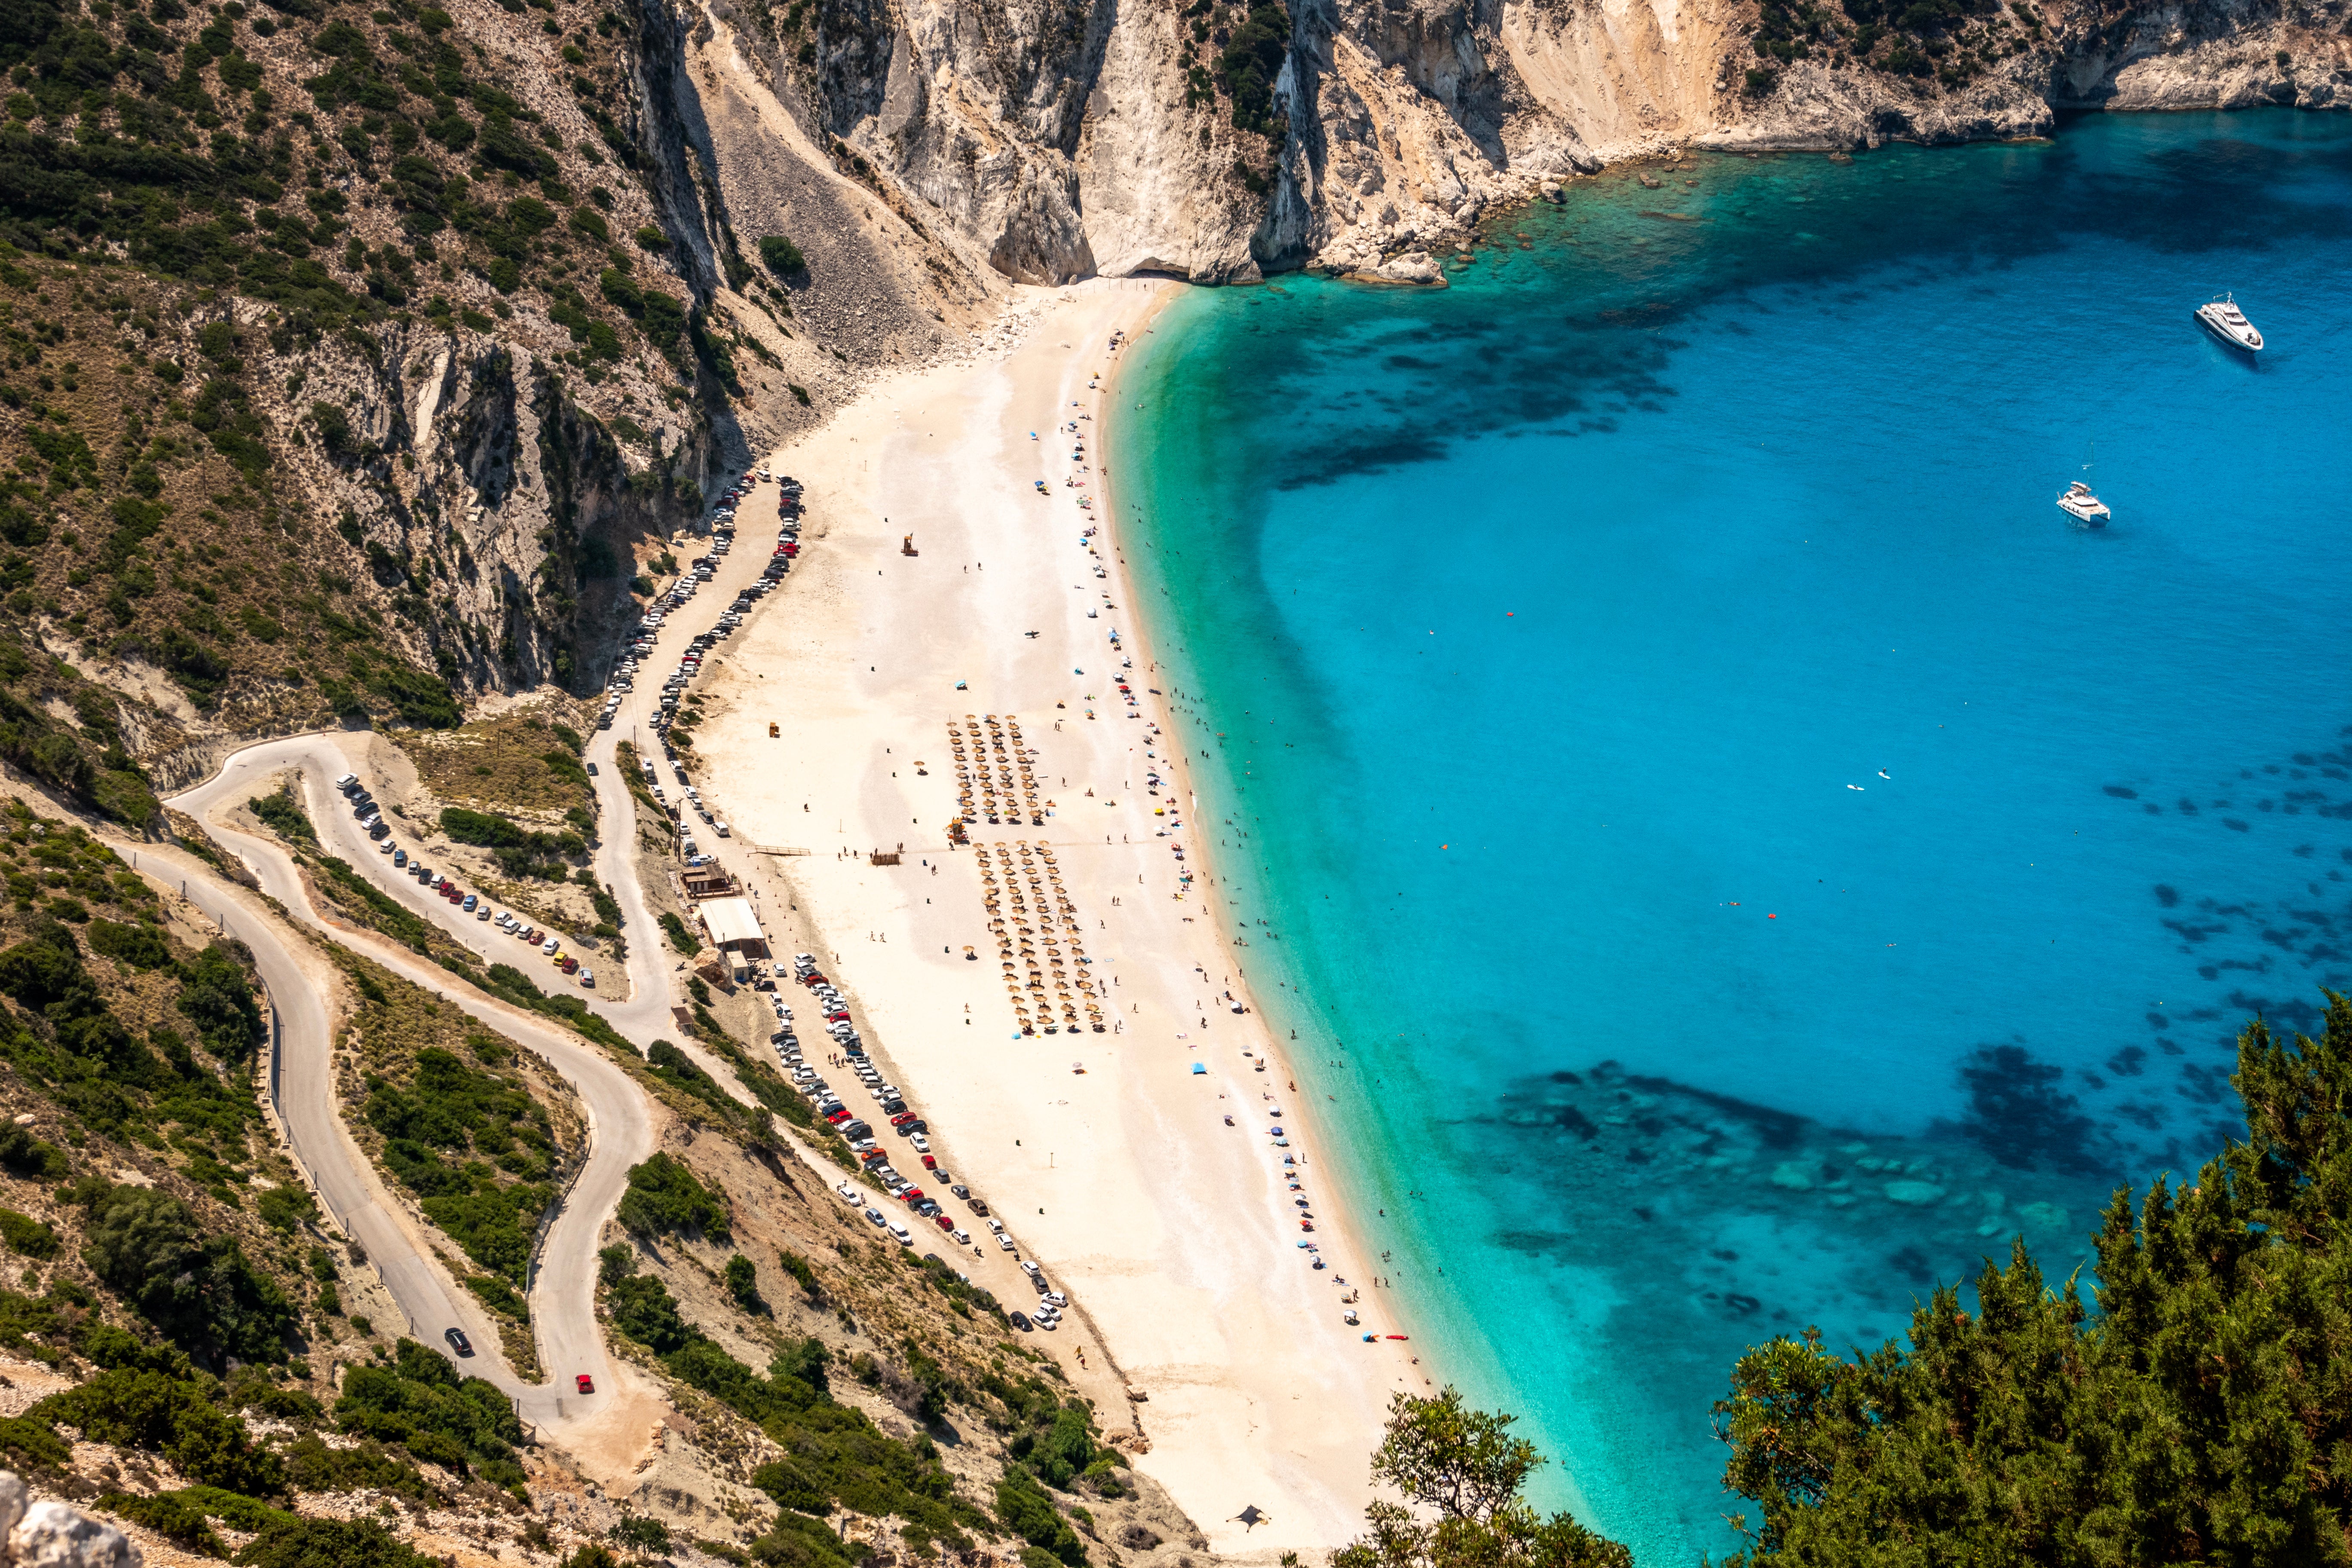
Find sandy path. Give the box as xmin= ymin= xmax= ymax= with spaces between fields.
xmin=682 ymin=281 xmax=1425 ymax=1557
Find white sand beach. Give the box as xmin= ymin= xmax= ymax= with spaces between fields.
xmin=671 ymin=279 xmax=1436 ymax=1556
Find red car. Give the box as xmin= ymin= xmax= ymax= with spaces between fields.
xmin=934 ymin=1215 xmax=954 ymax=1231
xmin=889 ymin=1112 xmax=919 ymax=1127
xmin=576 ymin=1374 xmax=594 ymax=1394
xmin=825 ymin=1108 xmax=852 ymax=1124
xmin=920 ymin=1155 xmax=937 ymax=1170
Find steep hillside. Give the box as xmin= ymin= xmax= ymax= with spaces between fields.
xmin=586 ymin=1125 xmax=1209 ymax=1568
xmin=0 ymin=0 xmax=772 ymax=791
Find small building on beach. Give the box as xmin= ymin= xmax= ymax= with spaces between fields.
xmin=697 ymin=894 xmax=769 ymax=979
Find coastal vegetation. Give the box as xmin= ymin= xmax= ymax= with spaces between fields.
xmin=1331 ymin=995 xmax=2352 ymax=1565
xmin=1332 ymin=1390 xmax=1629 ymax=1568
xmin=1710 ymin=995 xmax=2352 ymax=1563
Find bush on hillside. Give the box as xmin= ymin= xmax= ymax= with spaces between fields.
xmin=615 ymin=1152 xmax=728 ymax=1240
xmin=758 ymin=235 xmax=805 ymax=274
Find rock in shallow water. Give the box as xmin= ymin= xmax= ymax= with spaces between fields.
xmin=1770 ymin=1162 xmax=1816 ymax=1191
xmin=1376 ymin=251 xmax=1444 ymax=285
xmin=1884 ymin=1180 xmax=1945 ymax=1205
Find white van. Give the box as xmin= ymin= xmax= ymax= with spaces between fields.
xmin=714 ymin=821 xmax=730 ymax=838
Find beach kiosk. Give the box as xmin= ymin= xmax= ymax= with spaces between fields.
xmin=697 ymin=895 xmax=770 ymax=981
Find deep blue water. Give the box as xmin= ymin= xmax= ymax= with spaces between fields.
xmin=1115 ymin=111 xmax=2352 ymax=1564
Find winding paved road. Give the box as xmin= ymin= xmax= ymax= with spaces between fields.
xmin=165 ymin=749 xmax=658 ymax=1441
xmin=154 ymin=486 xmax=802 ymax=1442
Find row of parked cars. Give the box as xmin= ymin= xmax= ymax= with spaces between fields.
xmin=332 ymin=772 xmax=597 ymax=987
xmin=778 ymin=954 xmax=1068 ymax=1330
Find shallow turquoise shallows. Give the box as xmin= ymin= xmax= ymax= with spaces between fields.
xmin=1113 ymin=110 xmax=2352 ymax=1564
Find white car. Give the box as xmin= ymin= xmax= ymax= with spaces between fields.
xmin=998 ymin=1234 xmax=1016 ymax=1251
xmin=1019 ymin=1260 xmax=1040 ymax=1277
xmin=909 ymin=1134 xmax=931 ymax=1154
xmin=579 ymin=970 xmax=594 ymax=987
xmin=541 ymin=937 xmax=560 ymax=956
xmin=952 ymin=1229 xmax=971 ymax=1245
xmin=987 ymin=1218 xmax=1004 ymax=1233
xmin=836 ymin=1182 xmax=861 ymax=1204
xmin=475 ymin=905 xmax=492 ymax=921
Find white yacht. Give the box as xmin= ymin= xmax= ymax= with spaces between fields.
xmin=2058 ymin=481 xmax=2110 ymax=527
xmin=2194 ymin=292 xmax=2263 ymax=353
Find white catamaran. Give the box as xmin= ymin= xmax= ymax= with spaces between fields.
xmin=2058 ymin=445 xmax=2110 ymax=527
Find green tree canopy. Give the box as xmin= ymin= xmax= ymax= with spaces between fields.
xmin=1332 ymin=1389 xmax=1629 ymax=1568
xmin=1715 ymin=991 xmax=2352 ymax=1565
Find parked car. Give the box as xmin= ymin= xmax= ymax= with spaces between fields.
xmin=445 ymin=1327 xmax=473 ymax=1357
xmin=1009 ymin=1312 xmax=1033 ymax=1332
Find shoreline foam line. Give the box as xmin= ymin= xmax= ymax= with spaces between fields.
xmin=1101 ymin=297 xmax=1464 ymax=1402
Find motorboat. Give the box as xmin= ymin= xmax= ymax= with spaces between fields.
xmin=2057 ymin=442 xmax=2110 ymax=527
xmin=2058 ymin=481 xmax=2110 ymax=527
xmin=2194 ymin=292 xmax=2262 ymax=353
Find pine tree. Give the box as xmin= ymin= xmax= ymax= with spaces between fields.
xmin=1715 ymin=991 xmax=2352 ymax=1566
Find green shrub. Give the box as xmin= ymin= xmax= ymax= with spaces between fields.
xmin=94 ymin=1491 xmax=225 ymax=1553
xmin=0 ymin=1209 xmax=59 ymax=1258
xmin=232 ymin=1514 xmax=440 ymax=1568
xmin=278 ymin=1434 xmax=435 ymax=1501
xmin=86 ymin=919 xmax=174 ymax=970
xmin=724 ymin=1253 xmax=764 ymax=1313
xmin=79 ymin=1185 xmax=295 ymax=1365
xmin=334 ymin=1339 xmax=526 ymax=1490
xmin=248 ymin=791 xmax=315 ymax=843
xmin=778 ymin=1249 xmax=820 ymax=1299
xmin=995 ymin=1467 xmax=1084 ymax=1565
xmin=0 ymin=1126 xmax=67 ymax=1179
xmin=168 ymin=942 xmax=266 ymax=1065
xmin=616 ymin=1152 xmax=727 ymax=1240
xmin=609 ymin=1516 xmax=671 ymax=1553
xmin=256 ymin=1184 xmax=318 ymax=1234
xmin=365 ymin=1047 xmax=556 ymax=1283
xmin=659 ymin=911 xmax=697 ymax=954
xmin=34 ymin=1366 xmax=285 ymax=1495
xmin=758 ymin=235 xmax=805 ymax=273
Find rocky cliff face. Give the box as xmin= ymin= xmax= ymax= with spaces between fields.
xmin=665 ymin=0 xmax=2348 ymax=292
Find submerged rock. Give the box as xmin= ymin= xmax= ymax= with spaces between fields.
xmin=1884 ymin=1180 xmax=1945 ymax=1206
xmin=1771 ymin=1162 xmax=1816 ymax=1191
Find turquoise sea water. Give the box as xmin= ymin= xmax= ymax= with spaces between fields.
xmin=1115 ymin=111 xmax=2352 ymax=1565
